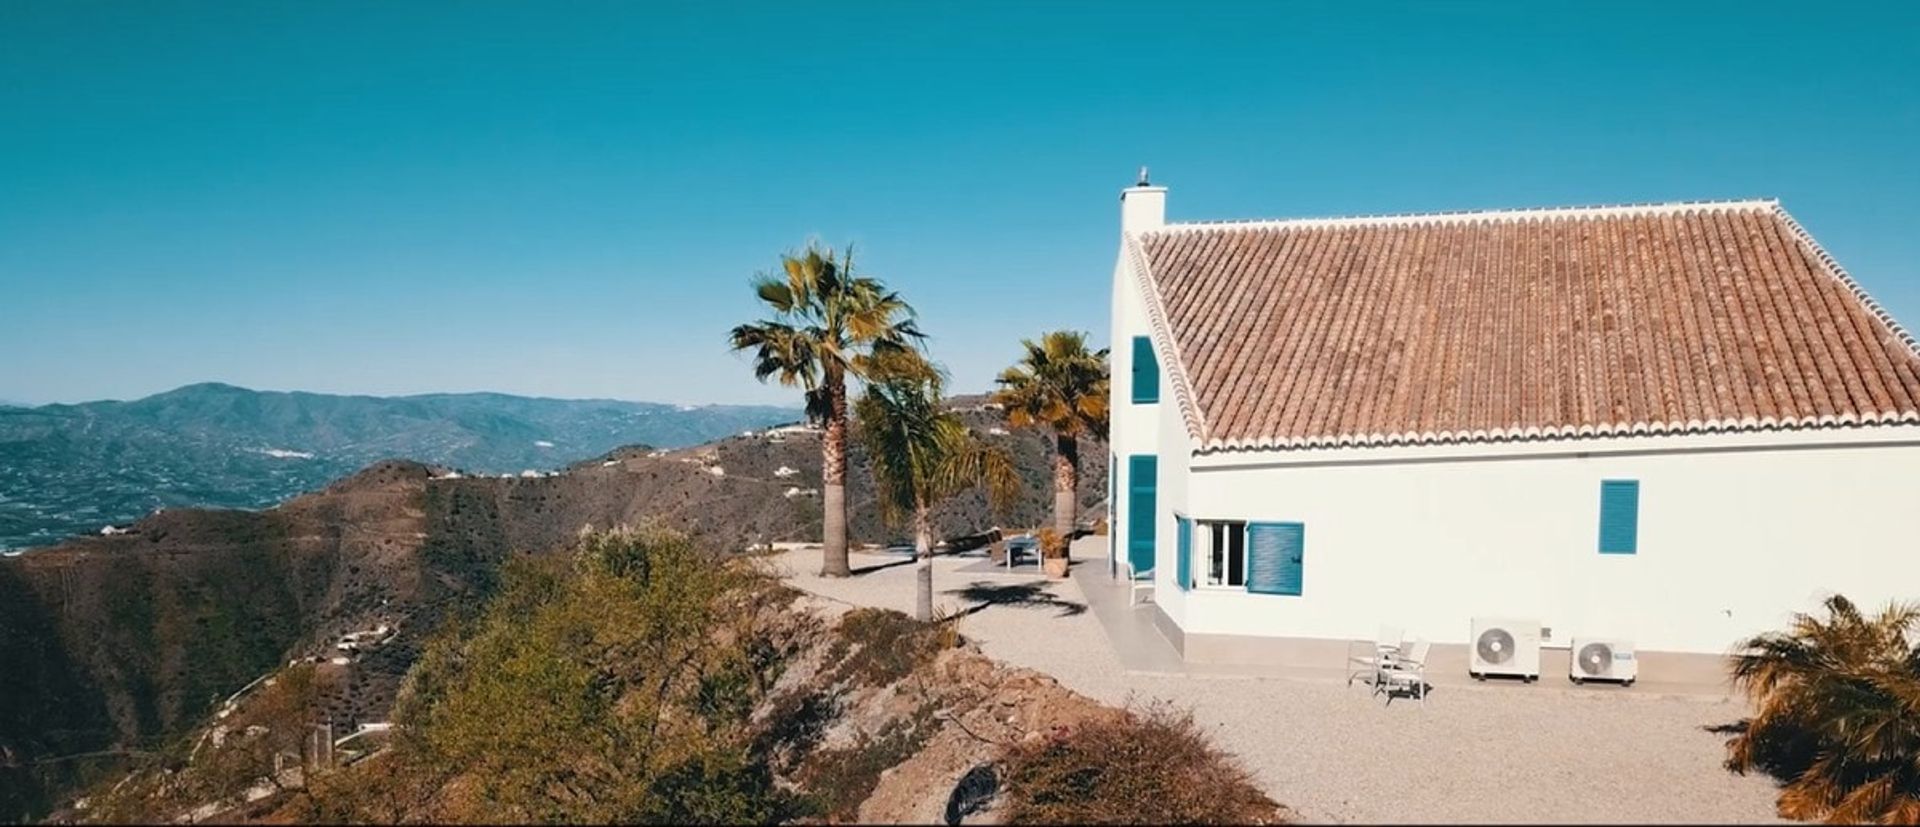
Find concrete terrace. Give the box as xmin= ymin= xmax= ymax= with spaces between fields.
xmin=769 ymin=537 xmax=1786 ymax=824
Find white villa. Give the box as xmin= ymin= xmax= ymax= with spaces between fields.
xmin=1107 ymin=176 xmax=1920 ymax=673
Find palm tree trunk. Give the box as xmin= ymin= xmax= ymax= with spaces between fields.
xmin=820 ymin=373 xmax=851 ymax=578
xmin=914 ymin=501 xmax=935 ymax=622
xmin=1052 ymin=433 xmax=1079 ymax=544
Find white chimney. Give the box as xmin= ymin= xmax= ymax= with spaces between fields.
xmin=1120 ymin=166 xmax=1166 ymax=233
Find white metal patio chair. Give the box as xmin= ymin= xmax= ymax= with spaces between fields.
xmin=1345 ymin=625 xmax=1405 ymax=687
xmin=1003 ymin=535 xmax=1039 ymax=572
xmin=1125 ymin=560 xmax=1154 ymax=607
xmin=1376 ymin=638 xmax=1432 ymax=707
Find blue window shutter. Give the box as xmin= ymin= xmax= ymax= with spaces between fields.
xmin=1126 ymin=455 xmax=1157 ymax=574
xmin=1246 ymin=522 xmax=1304 ymax=596
xmin=1598 ymin=480 xmax=1639 ymax=554
xmin=1131 ymin=336 xmax=1160 ymax=403
xmin=1175 ymin=516 xmax=1191 ymax=591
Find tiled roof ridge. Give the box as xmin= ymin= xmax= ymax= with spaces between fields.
xmin=1123 ymin=231 xmax=1210 ymax=443
xmin=1152 ymin=197 xmax=1781 ymax=234
xmin=1769 ymin=203 xmax=1920 ymax=358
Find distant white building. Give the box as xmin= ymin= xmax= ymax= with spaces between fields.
xmin=707 ymin=466 xmax=726 ymax=477
xmin=774 ymin=465 xmax=800 ymax=478
xmin=1108 ymin=178 xmax=1920 ymax=670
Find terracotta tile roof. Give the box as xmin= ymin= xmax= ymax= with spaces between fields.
xmin=1130 ymin=200 xmax=1920 ymax=452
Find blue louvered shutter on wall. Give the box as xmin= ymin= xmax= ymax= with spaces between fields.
xmin=1131 ymin=336 xmax=1159 ymax=403
xmin=1246 ymin=522 xmax=1304 ymax=596
xmin=1598 ymin=480 xmax=1639 ymax=554
xmin=1126 ymin=455 xmax=1157 ymax=574
xmin=1175 ymin=516 xmax=1191 ymax=591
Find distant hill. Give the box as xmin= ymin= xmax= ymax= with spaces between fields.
xmin=0 ymin=399 xmax=1107 ymax=819
xmin=0 ymin=383 xmax=798 ymax=551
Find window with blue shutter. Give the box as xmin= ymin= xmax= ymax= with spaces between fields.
xmin=1246 ymin=522 xmax=1305 ymax=596
xmin=1126 ymin=455 xmax=1157 ymax=575
xmin=1175 ymin=515 xmax=1192 ymax=591
xmin=1130 ymin=336 xmax=1160 ymax=403
xmin=1598 ymin=480 xmax=1639 ymax=554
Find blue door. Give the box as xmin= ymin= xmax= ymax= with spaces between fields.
xmin=1126 ymin=455 xmax=1157 ymax=575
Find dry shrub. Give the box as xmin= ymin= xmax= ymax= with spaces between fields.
xmin=1001 ymin=704 xmax=1286 ymax=825
xmin=826 ymin=607 xmax=953 ymax=689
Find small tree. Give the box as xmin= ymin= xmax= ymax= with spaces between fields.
xmin=1724 ymin=594 xmax=1920 ymax=823
xmin=992 ymin=331 xmax=1109 ymax=542
xmin=729 ymin=243 xmax=923 ymax=578
xmin=855 ymin=361 xmax=1017 ymax=621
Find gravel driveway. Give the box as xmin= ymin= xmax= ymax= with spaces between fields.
xmin=770 ymin=544 xmax=1786 ymax=824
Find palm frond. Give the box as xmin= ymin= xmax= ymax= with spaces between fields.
xmin=991 ymin=329 xmax=1110 ymax=441
xmin=733 ymin=240 xmax=925 ymax=419
xmin=1723 ymin=594 xmax=1920 ymax=823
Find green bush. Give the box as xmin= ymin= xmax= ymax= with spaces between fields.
xmin=309 ymin=526 xmax=806 ymax=823
xmin=1001 ymin=705 xmax=1285 ymax=825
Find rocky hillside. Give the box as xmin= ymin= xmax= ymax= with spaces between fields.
xmin=69 ymin=545 xmax=1281 ymax=825
xmin=0 ymin=400 xmax=1107 ymax=820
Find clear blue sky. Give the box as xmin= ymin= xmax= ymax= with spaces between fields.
xmin=4 ymin=2 xmax=1917 ymax=406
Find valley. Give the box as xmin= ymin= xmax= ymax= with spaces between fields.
xmin=0 ymin=383 xmax=799 ymax=553
xmin=0 ymin=399 xmax=1107 ymax=820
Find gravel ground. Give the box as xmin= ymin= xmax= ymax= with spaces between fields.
xmin=770 ymin=545 xmax=1787 ymax=824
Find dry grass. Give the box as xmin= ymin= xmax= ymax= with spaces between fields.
xmin=824 ymin=607 xmax=956 ymax=689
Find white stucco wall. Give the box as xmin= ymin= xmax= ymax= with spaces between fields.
xmin=1149 ymin=375 xmax=1194 ymax=620
xmin=1108 ymin=191 xmax=1167 ymax=577
xmin=1173 ymin=426 xmax=1920 ymax=654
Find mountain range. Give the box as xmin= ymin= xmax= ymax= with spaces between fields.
xmin=0 ymin=394 xmax=1107 ymax=819
xmin=0 ymin=383 xmax=799 ymax=552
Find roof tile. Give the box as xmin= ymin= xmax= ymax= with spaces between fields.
xmin=1134 ymin=202 xmax=1920 ymax=450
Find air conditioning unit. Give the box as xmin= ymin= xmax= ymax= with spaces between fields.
xmin=1469 ymin=617 xmax=1541 ymax=682
xmin=1569 ymin=638 xmax=1637 ymax=686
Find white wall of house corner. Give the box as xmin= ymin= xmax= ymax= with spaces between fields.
xmin=1149 ymin=369 xmax=1195 ymax=625
xmin=1108 ymin=243 xmax=1153 ymax=570
xmin=1173 ymin=427 xmax=1920 ymax=655
xmin=1111 ymin=180 xmax=1186 ymax=617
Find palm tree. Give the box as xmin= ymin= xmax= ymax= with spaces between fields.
xmin=729 ymin=243 xmax=923 ymax=577
xmin=855 ymin=363 xmax=1018 ymax=621
xmin=1724 ymin=594 xmax=1920 ymax=823
xmin=992 ymin=330 xmax=1110 ymax=543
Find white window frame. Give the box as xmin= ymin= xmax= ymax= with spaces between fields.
xmin=1195 ymin=519 xmax=1248 ymax=590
